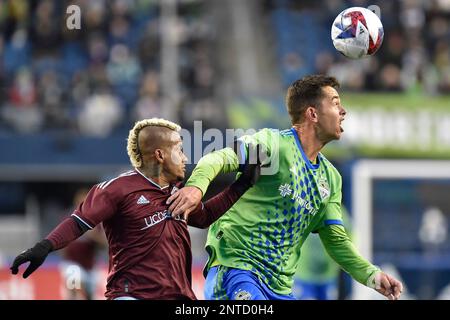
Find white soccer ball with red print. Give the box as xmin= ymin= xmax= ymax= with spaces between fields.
xmin=331 ymin=7 xmax=384 ymax=59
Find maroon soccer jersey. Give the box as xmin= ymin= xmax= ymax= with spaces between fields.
xmin=71 ymin=170 xmax=197 ymax=300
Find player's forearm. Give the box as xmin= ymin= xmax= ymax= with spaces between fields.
xmin=186 ymin=148 xmax=240 ymax=196
xmin=319 ymin=225 xmax=380 ymax=286
xmin=188 ymin=176 xmax=252 ymax=228
xmin=45 ymin=217 xmax=85 ymax=250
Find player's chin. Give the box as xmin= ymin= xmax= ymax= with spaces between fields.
xmin=176 ymin=171 xmax=186 ymax=181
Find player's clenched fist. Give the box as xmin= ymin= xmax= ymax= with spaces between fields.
xmin=369 ymin=271 xmax=403 ymax=300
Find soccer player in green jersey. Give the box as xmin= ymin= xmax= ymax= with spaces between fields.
xmin=167 ymin=75 xmax=403 ymax=300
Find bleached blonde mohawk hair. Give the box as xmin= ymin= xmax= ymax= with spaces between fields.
xmin=127 ymin=118 xmax=181 ymax=168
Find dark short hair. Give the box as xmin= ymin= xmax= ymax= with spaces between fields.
xmin=285 ymin=75 xmax=340 ymax=125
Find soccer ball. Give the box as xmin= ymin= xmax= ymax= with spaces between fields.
xmin=331 ymin=7 xmax=384 ymax=59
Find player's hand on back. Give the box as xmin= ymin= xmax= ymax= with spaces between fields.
xmin=10 ymin=239 xmax=53 ymax=278
xmin=372 ymin=271 xmax=403 ymax=300
xmin=238 ymin=143 xmax=263 ymax=186
xmin=167 ymin=186 xmax=203 ymax=220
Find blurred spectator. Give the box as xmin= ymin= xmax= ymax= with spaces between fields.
xmin=131 ymin=71 xmax=162 ymax=121
xmin=1 ymin=0 xmax=29 ymax=40
xmin=77 ymin=92 xmax=124 ymax=137
xmin=107 ymin=44 xmax=140 ymax=84
xmin=108 ymin=15 xmax=133 ymax=48
xmin=84 ymin=0 xmax=108 ymax=34
xmin=87 ymin=33 xmax=109 ymax=64
xmin=37 ymin=70 xmax=67 ymax=128
xmin=137 ymin=20 xmax=160 ymax=71
xmin=106 ymin=44 xmax=141 ymax=108
xmin=1 ymin=67 xmax=43 ymax=133
xmin=433 ymin=40 xmax=450 ymax=93
xmin=380 ymin=63 xmax=402 ymax=92
xmin=0 ymin=0 xmax=217 ymax=134
xmin=29 ymin=0 xmax=61 ymax=58
xmin=3 ymin=28 xmax=30 ymax=76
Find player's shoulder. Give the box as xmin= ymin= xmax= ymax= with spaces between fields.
xmin=279 ymin=128 xmax=294 ymax=137
xmin=95 ymin=170 xmax=141 ymax=194
xmin=237 ymin=128 xmax=280 ymax=145
xmin=253 ymin=127 xmax=292 ymax=140
xmin=261 ymin=127 xmax=290 ymax=135
xmin=319 ymin=154 xmax=341 ymax=178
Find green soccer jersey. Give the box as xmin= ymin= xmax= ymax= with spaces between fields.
xmin=187 ymin=128 xmax=379 ymax=295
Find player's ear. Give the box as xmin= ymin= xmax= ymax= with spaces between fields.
xmin=154 ymin=149 xmax=164 ymax=164
xmin=305 ymin=106 xmax=318 ymax=123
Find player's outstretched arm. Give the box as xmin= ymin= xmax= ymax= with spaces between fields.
xmin=319 ymin=224 xmax=403 ymax=300
xmin=167 ymin=147 xmax=241 ymax=218
xmin=188 ymin=151 xmax=261 ymax=228
xmin=10 ymin=216 xmax=86 ymax=278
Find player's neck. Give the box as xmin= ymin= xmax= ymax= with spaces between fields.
xmin=292 ymin=125 xmax=324 ymax=162
xmin=138 ymin=165 xmax=171 ymax=188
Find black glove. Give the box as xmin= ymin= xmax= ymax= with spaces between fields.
xmin=10 ymin=239 xmax=53 ymax=278
xmin=236 ymin=143 xmax=264 ymax=186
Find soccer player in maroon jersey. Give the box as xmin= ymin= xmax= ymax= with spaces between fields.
xmin=10 ymin=118 xmax=261 ymax=300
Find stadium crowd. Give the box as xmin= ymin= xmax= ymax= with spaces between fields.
xmin=0 ymin=0 xmax=216 ymax=135
xmin=0 ymin=0 xmax=448 ymax=133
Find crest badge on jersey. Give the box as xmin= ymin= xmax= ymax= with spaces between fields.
xmin=317 ymin=178 xmax=330 ymax=200
xmin=234 ymin=289 xmax=252 ymax=300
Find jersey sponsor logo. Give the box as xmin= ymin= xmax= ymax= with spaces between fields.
xmin=137 ymin=195 xmax=150 ymax=205
xmin=279 ymin=183 xmax=318 ymax=216
xmin=278 ymin=184 xmax=292 ymax=197
xmin=141 ymin=209 xmax=185 ymax=230
xmin=291 ymin=190 xmax=318 ymax=216
xmin=141 ymin=210 xmax=170 ymax=230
